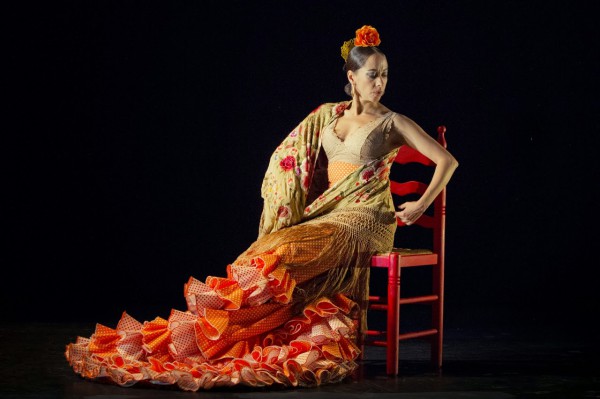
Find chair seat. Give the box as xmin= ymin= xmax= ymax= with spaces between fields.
xmin=391 ymin=248 xmax=433 ymax=255
xmin=372 ymin=249 xmax=438 ymax=268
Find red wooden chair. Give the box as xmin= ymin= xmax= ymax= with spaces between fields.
xmin=362 ymin=125 xmax=448 ymax=375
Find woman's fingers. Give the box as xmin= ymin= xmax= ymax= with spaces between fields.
xmin=395 ymin=211 xmax=413 ymax=225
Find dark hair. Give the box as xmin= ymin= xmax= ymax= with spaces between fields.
xmin=343 ymin=45 xmax=386 ymax=96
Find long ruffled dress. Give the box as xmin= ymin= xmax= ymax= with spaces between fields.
xmin=65 ymin=102 xmax=404 ymax=391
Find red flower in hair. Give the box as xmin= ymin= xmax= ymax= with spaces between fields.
xmin=354 ymin=25 xmax=381 ymax=47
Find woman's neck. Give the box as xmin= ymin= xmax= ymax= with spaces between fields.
xmin=347 ymin=99 xmax=382 ymax=117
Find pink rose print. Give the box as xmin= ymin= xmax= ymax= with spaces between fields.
xmin=359 ymin=168 xmax=375 ymax=183
xmin=334 ymin=103 xmax=348 ymax=116
xmin=277 ymin=205 xmax=291 ymax=220
xmin=279 ymin=155 xmax=296 ymax=171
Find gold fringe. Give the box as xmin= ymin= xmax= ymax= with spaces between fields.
xmin=235 ymin=207 xmax=396 ymax=335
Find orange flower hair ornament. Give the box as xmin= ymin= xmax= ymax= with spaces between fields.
xmin=340 ymin=25 xmax=382 ymax=62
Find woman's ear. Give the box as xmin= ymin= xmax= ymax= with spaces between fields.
xmin=347 ymin=70 xmax=355 ymax=85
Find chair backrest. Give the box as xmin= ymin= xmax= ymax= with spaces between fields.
xmin=390 ymin=125 xmax=447 ymax=256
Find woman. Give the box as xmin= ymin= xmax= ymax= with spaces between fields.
xmin=65 ymin=25 xmax=458 ymax=391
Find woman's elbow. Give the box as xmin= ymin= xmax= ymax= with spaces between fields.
xmin=450 ymin=155 xmax=459 ymax=170
xmin=440 ymin=154 xmax=459 ymax=170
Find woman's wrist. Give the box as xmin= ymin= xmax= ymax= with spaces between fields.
xmin=415 ymin=198 xmax=429 ymax=213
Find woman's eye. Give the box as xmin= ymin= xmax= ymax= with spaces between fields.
xmin=368 ymin=72 xmax=387 ymax=79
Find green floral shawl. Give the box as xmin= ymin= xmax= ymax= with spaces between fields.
xmin=259 ymin=101 xmax=399 ymax=237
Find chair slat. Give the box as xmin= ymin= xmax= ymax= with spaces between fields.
xmin=390 ymin=180 xmax=428 ymax=196
xmin=395 ymin=145 xmax=435 ymax=166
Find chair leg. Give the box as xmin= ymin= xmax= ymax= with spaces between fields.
xmin=431 ymin=263 xmax=444 ymax=369
xmin=431 ymin=311 xmax=443 ymax=368
xmin=386 ymin=253 xmax=400 ymax=375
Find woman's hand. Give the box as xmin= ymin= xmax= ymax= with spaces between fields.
xmin=395 ymin=201 xmax=426 ymax=225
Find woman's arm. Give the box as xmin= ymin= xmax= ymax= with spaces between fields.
xmin=392 ymin=114 xmax=459 ymax=225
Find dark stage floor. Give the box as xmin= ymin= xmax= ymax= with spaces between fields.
xmin=1 ymin=306 xmax=597 ymax=399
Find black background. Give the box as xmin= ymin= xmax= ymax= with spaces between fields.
xmin=4 ymin=0 xmax=597 ymax=326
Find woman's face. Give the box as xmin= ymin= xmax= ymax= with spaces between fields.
xmin=350 ymin=53 xmax=388 ymax=103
